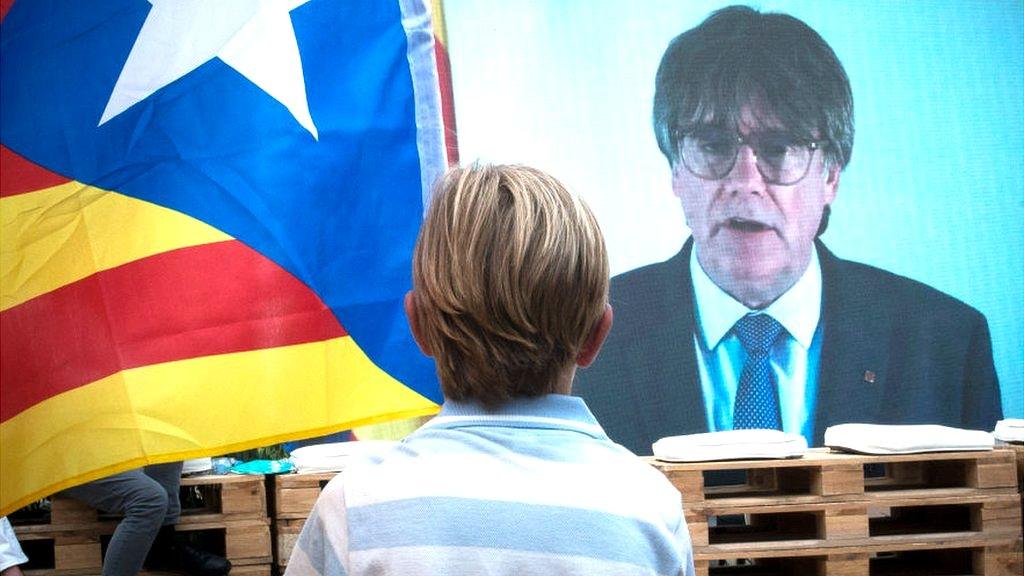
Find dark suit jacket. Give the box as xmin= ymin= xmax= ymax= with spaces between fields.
xmin=574 ymin=239 xmax=1003 ymax=455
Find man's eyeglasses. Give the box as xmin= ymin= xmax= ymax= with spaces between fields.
xmin=677 ymin=129 xmax=826 ymax=186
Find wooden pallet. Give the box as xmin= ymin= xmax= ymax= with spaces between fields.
xmin=651 ymin=447 xmax=1022 ymax=575
xmin=12 ymin=475 xmax=271 ymax=575
xmin=693 ymin=539 xmax=1022 ymax=576
xmin=269 ymin=472 xmax=337 ymax=567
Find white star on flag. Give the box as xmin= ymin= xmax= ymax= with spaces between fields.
xmin=99 ymin=0 xmax=318 ymax=140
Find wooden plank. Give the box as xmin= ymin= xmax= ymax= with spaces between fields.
xmin=225 ymin=522 xmax=273 ymax=565
xmin=275 ymin=487 xmax=322 ymax=518
xmin=139 ymin=567 xmax=271 ymax=576
xmin=863 ymin=486 xmax=1019 ymax=502
xmin=685 ymin=519 xmax=709 ymax=549
xmin=52 ymin=535 xmax=101 ymax=571
xmin=675 ymin=540 xmax=1023 ymax=576
xmin=273 ymin=518 xmax=307 ymax=567
xmin=972 ymin=497 xmax=1023 ymax=536
xmin=24 ymin=565 xmax=273 ymax=576
xmin=979 ymin=538 xmax=1022 ymax=576
xmin=217 ymin=476 xmax=267 ymax=517
xmin=661 ymin=469 xmax=705 ymax=507
xmin=701 ymin=499 xmax=860 ymax=516
xmin=48 ymin=499 xmax=97 ymax=527
xmin=822 ymin=506 xmax=869 ymax=541
xmin=696 ymin=556 xmax=829 ymax=575
xmin=1002 ymin=444 xmax=1024 ymax=489
xmin=812 ymin=463 xmax=863 ymax=498
xmin=180 ymin=473 xmax=267 ymax=487
xmin=651 ymin=447 xmax=1015 ymax=470
xmin=269 ymin=475 xmax=328 ymax=568
xmin=272 ymin=472 xmax=336 ymax=520
xmin=824 ymin=552 xmax=868 ymax=576
xmin=970 ymin=459 xmax=1020 ymax=490
xmin=695 ymin=531 xmax=1009 ymax=559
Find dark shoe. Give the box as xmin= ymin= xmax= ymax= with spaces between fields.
xmin=145 ymin=526 xmax=231 ymax=576
xmin=176 ymin=541 xmax=232 ymax=576
xmin=144 ymin=526 xmax=179 ymax=571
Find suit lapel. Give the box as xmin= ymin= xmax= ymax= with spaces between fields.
xmin=632 ymin=239 xmax=708 ymax=441
xmin=814 ymin=242 xmax=891 ymax=444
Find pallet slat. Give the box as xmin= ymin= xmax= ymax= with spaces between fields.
xmin=693 ymin=543 xmax=1021 ymax=576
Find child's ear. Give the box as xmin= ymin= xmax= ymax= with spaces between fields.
xmin=577 ymin=304 xmax=613 ymax=368
xmin=404 ymin=291 xmax=433 ymax=357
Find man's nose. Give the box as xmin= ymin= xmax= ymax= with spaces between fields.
xmin=727 ymin=145 xmax=765 ymax=192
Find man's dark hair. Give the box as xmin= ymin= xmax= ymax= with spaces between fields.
xmin=653 ymin=5 xmax=854 ymax=172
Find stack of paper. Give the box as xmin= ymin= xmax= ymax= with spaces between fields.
xmin=181 ymin=457 xmax=212 ymax=475
xmin=289 ymin=440 xmax=398 ymax=473
xmin=652 ymin=429 xmax=808 ymax=462
xmin=993 ymin=419 xmax=1024 ymax=443
xmin=824 ymin=423 xmax=993 ymax=455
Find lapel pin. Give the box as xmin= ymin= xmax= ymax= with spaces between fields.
xmin=863 ymin=370 xmax=876 ymax=384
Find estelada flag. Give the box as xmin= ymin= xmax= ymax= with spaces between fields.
xmin=0 ymin=0 xmax=450 ymax=515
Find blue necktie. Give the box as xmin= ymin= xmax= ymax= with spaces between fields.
xmin=732 ymin=314 xmax=784 ymax=430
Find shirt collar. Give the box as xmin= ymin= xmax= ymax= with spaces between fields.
xmin=420 ymin=394 xmax=607 ymax=439
xmin=691 ymin=245 xmax=822 ymax=350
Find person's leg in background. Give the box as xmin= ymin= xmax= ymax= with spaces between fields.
xmin=143 ymin=462 xmax=183 ymax=529
xmin=62 ymin=469 xmax=168 ymax=576
xmin=143 ymin=462 xmax=231 ymax=576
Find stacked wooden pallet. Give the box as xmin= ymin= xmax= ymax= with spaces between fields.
xmin=651 ymin=447 xmax=1023 ymax=575
xmin=1004 ymin=442 xmax=1024 ymax=494
xmin=269 ymin=472 xmax=336 ymax=571
xmin=1006 ymin=441 xmax=1024 ymax=567
xmin=10 ymin=474 xmax=272 ymax=576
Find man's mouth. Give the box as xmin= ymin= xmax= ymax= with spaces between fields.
xmin=723 ymin=217 xmax=773 ymax=233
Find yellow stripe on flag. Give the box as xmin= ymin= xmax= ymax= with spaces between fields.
xmin=1 ymin=182 xmax=230 ymax=310
xmin=431 ymin=0 xmax=449 ymax=47
xmin=0 ymin=335 xmax=439 ymax=515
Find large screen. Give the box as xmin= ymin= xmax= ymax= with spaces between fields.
xmin=443 ymin=0 xmax=1022 ymax=437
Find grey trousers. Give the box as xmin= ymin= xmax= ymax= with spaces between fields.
xmin=61 ymin=462 xmax=183 ymax=576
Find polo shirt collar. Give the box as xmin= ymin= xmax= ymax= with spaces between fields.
xmin=421 ymin=394 xmax=607 ymax=439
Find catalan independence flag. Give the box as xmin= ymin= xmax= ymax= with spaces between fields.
xmin=0 ymin=0 xmax=451 ymax=515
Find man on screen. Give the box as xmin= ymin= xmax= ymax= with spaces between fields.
xmin=574 ymin=5 xmax=1002 ymax=455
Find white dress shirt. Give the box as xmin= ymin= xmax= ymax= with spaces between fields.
xmin=690 ymin=247 xmax=824 ymax=442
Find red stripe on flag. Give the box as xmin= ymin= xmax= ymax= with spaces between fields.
xmin=1 ymin=0 xmax=13 ymax=21
xmin=0 ymin=240 xmax=346 ymax=422
xmin=1 ymin=145 xmax=72 ymax=198
xmin=433 ymin=36 xmax=459 ymax=165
